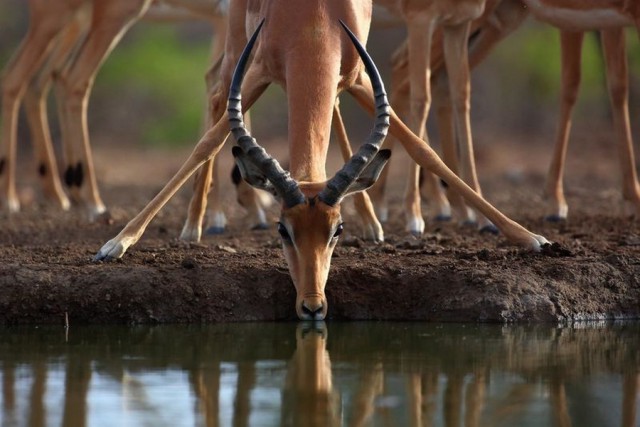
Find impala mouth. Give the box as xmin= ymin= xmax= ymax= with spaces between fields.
xmin=301 ymin=305 xmax=325 ymax=321
xmin=298 ymin=296 xmax=327 ymax=321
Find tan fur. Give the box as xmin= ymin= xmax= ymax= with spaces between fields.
xmin=95 ymin=0 xmax=549 ymax=321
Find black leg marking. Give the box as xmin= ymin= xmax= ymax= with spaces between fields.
xmin=0 ymin=158 xmax=5 ymax=176
xmin=64 ymin=165 xmax=75 ymax=187
xmin=74 ymin=162 xmax=83 ymax=187
xmin=38 ymin=163 xmax=47 ymax=176
xmin=231 ymin=164 xmax=242 ymax=185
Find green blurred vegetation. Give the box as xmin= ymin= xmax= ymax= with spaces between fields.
xmin=492 ymin=25 xmax=640 ymax=103
xmin=95 ymin=25 xmax=213 ymax=147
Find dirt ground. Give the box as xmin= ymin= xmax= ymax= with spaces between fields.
xmin=1 ymin=132 xmax=639 ymax=324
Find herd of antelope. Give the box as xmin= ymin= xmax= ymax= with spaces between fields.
xmin=1 ymin=0 xmax=639 ymax=320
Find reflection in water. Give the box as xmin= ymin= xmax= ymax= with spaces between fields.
xmin=282 ymin=323 xmax=340 ymax=427
xmin=0 ymin=323 xmax=638 ymax=426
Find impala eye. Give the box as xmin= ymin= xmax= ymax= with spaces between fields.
xmin=277 ymin=222 xmax=292 ymax=243
xmin=333 ymin=223 xmax=344 ymax=238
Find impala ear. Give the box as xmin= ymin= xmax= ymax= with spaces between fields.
xmin=231 ymin=146 xmax=279 ymax=198
xmin=340 ymin=149 xmax=392 ymax=199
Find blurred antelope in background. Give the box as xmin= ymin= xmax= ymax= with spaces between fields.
xmin=523 ymin=0 xmax=640 ymax=220
xmin=371 ymin=0 xmax=640 ymax=230
xmin=371 ymin=0 xmax=503 ymax=236
xmin=0 ymin=0 xmax=228 ymax=220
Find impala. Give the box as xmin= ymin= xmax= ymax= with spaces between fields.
xmin=0 ymin=0 xmax=228 ymax=220
xmin=522 ymin=0 xmax=640 ymax=220
xmin=371 ymin=0 xmax=501 ymax=235
xmin=95 ymin=0 xmax=548 ymax=320
xmin=369 ymin=0 xmax=528 ymax=230
xmin=373 ymin=0 xmax=640 ymax=227
xmin=1 ymin=0 xmax=384 ymax=242
xmin=1 ymin=0 xmax=152 ymax=218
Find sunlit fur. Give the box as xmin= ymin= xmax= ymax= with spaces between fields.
xmin=279 ymin=183 xmax=343 ymax=321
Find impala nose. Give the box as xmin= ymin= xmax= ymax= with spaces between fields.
xmin=300 ymin=298 xmax=326 ymax=320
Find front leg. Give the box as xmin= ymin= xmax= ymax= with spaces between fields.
xmin=179 ymin=159 xmax=214 ymax=242
xmin=349 ymin=82 xmax=549 ymax=251
xmin=95 ymin=118 xmax=231 ymax=260
xmin=95 ymin=70 xmax=269 ymax=261
xmin=58 ymin=0 xmax=153 ymax=221
xmin=545 ymin=30 xmax=584 ymax=221
xmin=332 ymin=98 xmax=384 ymax=242
xmin=403 ymin=16 xmax=451 ymax=235
xmin=442 ymin=21 xmax=495 ymax=232
xmin=601 ymin=28 xmax=640 ymax=217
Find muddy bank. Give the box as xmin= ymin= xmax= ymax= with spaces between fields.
xmin=1 ymin=145 xmax=639 ymax=324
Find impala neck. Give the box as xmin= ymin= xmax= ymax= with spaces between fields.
xmin=258 ymin=0 xmax=371 ymax=182
xmin=286 ymin=61 xmax=339 ymax=183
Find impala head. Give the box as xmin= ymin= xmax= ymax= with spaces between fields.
xmin=228 ymin=19 xmax=390 ymax=320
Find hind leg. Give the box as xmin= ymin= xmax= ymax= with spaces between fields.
xmin=96 ymin=68 xmax=269 ymax=260
xmin=57 ymin=0 xmax=152 ymax=220
xmin=601 ymin=28 xmax=640 ymax=217
xmin=333 ymin=98 xmax=384 ymax=242
xmin=21 ymin=11 xmax=89 ymax=210
xmin=544 ymin=31 xmax=584 ymax=221
xmin=404 ymin=16 xmax=451 ymax=235
xmin=0 ymin=0 xmax=80 ymax=212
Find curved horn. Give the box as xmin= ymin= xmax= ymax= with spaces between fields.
xmin=228 ymin=19 xmax=305 ymax=208
xmin=318 ymin=20 xmax=391 ymax=206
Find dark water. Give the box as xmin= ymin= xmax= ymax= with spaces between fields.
xmin=0 ymin=322 xmax=638 ymax=427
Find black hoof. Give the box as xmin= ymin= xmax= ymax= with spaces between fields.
xmin=479 ymin=224 xmax=499 ymax=235
xmin=251 ymin=223 xmax=269 ymax=231
xmin=434 ymin=214 xmax=452 ymax=222
xmin=409 ymin=230 xmax=422 ymax=238
xmin=93 ymin=252 xmax=113 ymax=262
xmin=545 ymin=214 xmax=567 ymax=223
xmin=205 ymin=226 xmax=225 ymax=235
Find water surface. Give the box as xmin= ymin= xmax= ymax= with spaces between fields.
xmin=1 ymin=322 xmax=638 ymax=426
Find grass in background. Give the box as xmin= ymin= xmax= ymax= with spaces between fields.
xmin=494 ymin=25 xmax=640 ymax=102
xmin=493 ymin=25 xmax=607 ymax=103
xmin=96 ymin=25 xmax=213 ymax=148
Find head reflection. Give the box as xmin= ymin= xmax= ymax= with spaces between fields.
xmin=0 ymin=324 xmax=638 ymax=427
xmin=281 ymin=322 xmax=340 ymax=427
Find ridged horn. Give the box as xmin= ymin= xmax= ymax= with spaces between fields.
xmin=228 ymin=19 xmax=305 ymax=208
xmin=318 ymin=20 xmax=391 ymax=206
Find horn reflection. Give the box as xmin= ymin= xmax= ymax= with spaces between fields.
xmin=0 ymin=323 xmax=637 ymax=427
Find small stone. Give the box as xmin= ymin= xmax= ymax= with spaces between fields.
xmin=216 ymin=245 xmax=237 ymax=254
